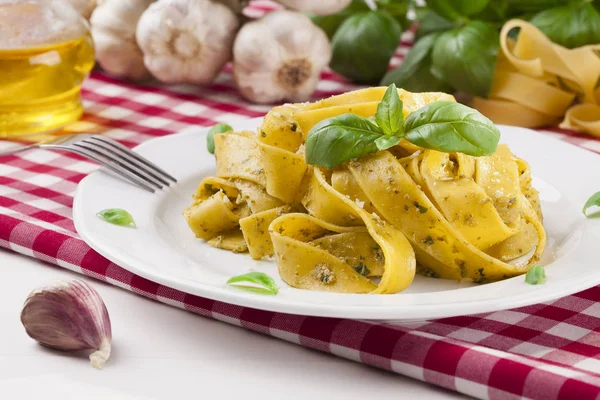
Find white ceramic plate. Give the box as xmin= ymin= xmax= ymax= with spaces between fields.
xmin=74 ymin=119 xmax=600 ymax=321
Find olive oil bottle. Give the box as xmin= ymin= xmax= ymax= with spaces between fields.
xmin=0 ymin=0 xmax=95 ymax=138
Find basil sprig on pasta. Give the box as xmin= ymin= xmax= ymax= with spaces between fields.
xmin=305 ymin=84 xmax=500 ymax=169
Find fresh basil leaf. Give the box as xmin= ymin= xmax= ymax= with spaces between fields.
xmin=583 ymin=191 xmax=600 ymax=218
xmin=404 ymin=101 xmax=500 ymax=156
xmin=426 ymin=0 xmax=490 ymax=21
xmin=374 ymin=135 xmax=402 ymax=150
xmin=471 ymin=0 xmax=510 ymax=22
xmin=207 ymin=123 xmax=233 ymax=154
xmin=381 ymin=33 xmax=453 ymax=93
xmin=431 ymin=21 xmax=499 ymax=97
xmin=376 ymin=0 xmax=409 ymax=25
xmin=305 ymin=113 xmax=383 ymax=168
xmin=530 ymin=3 xmax=600 ymax=49
xmin=226 ymin=272 xmax=279 ymax=295
xmin=415 ymin=8 xmax=454 ymax=39
xmin=508 ymin=0 xmax=581 ymax=14
xmin=309 ymin=0 xmax=369 ymax=39
xmin=97 ymin=208 xmax=136 ymax=228
xmin=525 ymin=265 xmax=546 ymax=285
xmin=330 ymin=10 xmax=403 ymax=84
xmin=375 ymin=83 xmax=404 ymax=136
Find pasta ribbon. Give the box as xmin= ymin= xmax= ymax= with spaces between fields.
xmin=474 ymin=19 xmax=600 ymax=137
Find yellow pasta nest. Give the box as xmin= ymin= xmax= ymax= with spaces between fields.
xmin=184 ymin=87 xmax=545 ymax=294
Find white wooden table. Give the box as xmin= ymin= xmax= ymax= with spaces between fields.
xmin=0 ymin=248 xmax=466 ymax=399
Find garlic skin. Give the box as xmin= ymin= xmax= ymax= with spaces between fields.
xmin=68 ymin=0 xmax=97 ymax=19
xmin=90 ymin=0 xmax=153 ymax=81
xmin=21 ymin=280 xmax=112 ymax=369
xmin=275 ymin=0 xmax=351 ymax=15
xmin=233 ymin=10 xmax=331 ymax=104
xmin=136 ymin=0 xmax=240 ymax=85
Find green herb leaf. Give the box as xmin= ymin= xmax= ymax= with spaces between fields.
xmin=381 ymin=33 xmax=453 ymax=93
xmin=431 ymin=21 xmax=499 ymax=97
xmin=97 ymin=208 xmax=136 ymax=228
xmin=207 ymin=123 xmax=233 ymax=155
xmin=530 ymin=3 xmax=600 ymax=49
xmin=404 ymin=101 xmax=500 ymax=156
xmin=471 ymin=0 xmax=510 ymax=22
xmin=309 ymin=0 xmax=370 ymax=39
xmin=305 ymin=113 xmax=383 ymax=168
xmin=375 ymin=83 xmax=404 ymax=136
xmin=583 ymin=191 xmax=600 ymax=218
xmin=414 ymin=8 xmax=454 ymax=39
xmin=426 ymin=0 xmax=490 ymax=21
xmin=508 ymin=0 xmax=582 ymax=14
xmin=374 ymin=135 xmax=402 ymax=151
xmin=330 ymin=10 xmax=403 ymax=84
xmin=525 ymin=265 xmax=546 ymax=285
xmin=226 ymin=272 xmax=279 ymax=295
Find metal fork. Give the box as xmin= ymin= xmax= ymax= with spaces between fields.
xmin=0 ymin=134 xmax=177 ymax=193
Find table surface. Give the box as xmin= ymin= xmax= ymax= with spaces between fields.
xmin=0 ymin=248 xmax=466 ymax=399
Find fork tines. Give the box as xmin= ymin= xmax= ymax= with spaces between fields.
xmin=72 ymin=136 xmax=177 ymax=193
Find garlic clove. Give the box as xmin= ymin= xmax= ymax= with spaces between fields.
xmin=233 ymin=10 xmax=332 ymax=104
xmin=67 ymin=0 xmax=97 ymax=19
xmin=275 ymin=0 xmax=352 ymax=16
xmin=136 ymin=0 xmax=240 ymax=85
xmin=20 ymin=280 xmax=112 ymax=369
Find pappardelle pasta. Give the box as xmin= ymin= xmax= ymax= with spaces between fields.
xmin=184 ymin=87 xmax=545 ymax=294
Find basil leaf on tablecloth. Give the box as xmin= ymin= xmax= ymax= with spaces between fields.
xmin=305 ymin=113 xmax=383 ymax=168
xmin=530 ymin=3 xmax=600 ymax=49
xmin=227 ymin=272 xmax=279 ymax=295
xmin=375 ymin=83 xmax=404 ymax=136
xmin=525 ymin=265 xmax=546 ymax=285
xmin=583 ymin=191 xmax=600 ymax=217
xmin=97 ymin=209 xmax=136 ymax=228
xmin=381 ymin=33 xmax=453 ymax=93
xmin=404 ymin=101 xmax=500 ymax=156
xmin=471 ymin=0 xmax=510 ymax=22
xmin=207 ymin=123 xmax=233 ymax=154
xmin=425 ymin=0 xmax=490 ymax=21
xmin=431 ymin=21 xmax=499 ymax=98
xmin=330 ymin=10 xmax=403 ymax=84
xmin=310 ymin=0 xmax=367 ymax=39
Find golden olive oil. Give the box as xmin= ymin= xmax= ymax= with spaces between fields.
xmin=0 ymin=34 xmax=95 ymax=137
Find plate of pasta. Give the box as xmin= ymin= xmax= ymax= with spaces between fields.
xmin=74 ymin=86 xmax=600 ymax=321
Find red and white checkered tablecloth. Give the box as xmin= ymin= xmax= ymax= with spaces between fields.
xmin=3 ymin=4 xmax=600 ymax=398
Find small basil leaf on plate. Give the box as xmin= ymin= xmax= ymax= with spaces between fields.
xmin=525 ymin=265 xmax=546 ymax=285
xmin=583 ymin=191 xmax=600 ymax=218
xmin=425 ymin=0 xmax=490 ymax=21
xmin=305 ymin=113 xmax=383 ymax=168
xmin=207 ymin=123 xmax=233 ymax=154
xmin=374 ymin=135 xmax=402 ymax=151
xmin=404 ymin=101 xmax=500 ymax=156
xmin=330 ymin=10 xmax=403 ymax=83
xmin=431 ymin=21 xmax=499 ymax=97
xmin=530 ymin=3 xmax=600 ymax=49
xmin=227 ymin=272 xmax=279 ymax=295
xmin=97 ymin=208 xmax=136 ymax=228
xmin=381 ymin=33 xmax=453 ymax=93
xmin=375 ymin=83 xmax=404 ymax=136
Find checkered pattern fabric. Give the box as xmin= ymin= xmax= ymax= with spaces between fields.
xmin=3 ymin=4 xmax=600 ymax=398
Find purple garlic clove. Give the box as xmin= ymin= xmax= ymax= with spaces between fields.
xmin=20 ymin=280 xmax=112 ymax=369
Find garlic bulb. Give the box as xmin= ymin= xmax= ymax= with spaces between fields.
xmin=136 ymin=0 xmax=240 ymax=85
xmin=275 ymin=0 xmax=351 ymax=15
xmin=20 ymin=280 xmax=112 ymax=369
xmin=90 ymin=0 xmax=153 ymax=81
xmin=233 ymin=10 xmax=332 ymax=104
xmin=68 ymin=0 xmax=97 ymax=19
xmin=214 ymin=0 xmax=247 ymax=14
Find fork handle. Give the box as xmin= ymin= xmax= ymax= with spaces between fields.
xmin=0 ymin=144 xmax=36 ymax=157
